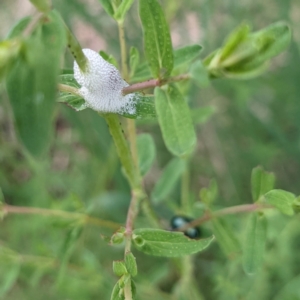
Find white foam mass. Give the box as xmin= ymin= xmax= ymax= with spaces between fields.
xmin=73 ymin=48 xmax=136 ymax=114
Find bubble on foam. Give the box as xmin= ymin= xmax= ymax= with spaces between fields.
xmin=73 ymin=48 xmax=136 ymax=114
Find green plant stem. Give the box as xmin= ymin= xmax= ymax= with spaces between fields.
xmin=179 ymin=203 xmax=274 ymax=231
xmin=122 ymin=74 xmax=190 ymax=95
xmin=118 ymin=21 xmax=129 ymax=81
xmin=58 ymin=83 xmax=82 ymax=96
xmin=102 ymin=113 xmax=139 ymax=189
xmin=65 ymin=25 xmax=88 ymax=72
xmin=181 ymin=159 xmax=190 ymax=212
xmin=117 ymin=19 xmax=139 ymax=172
xmin=2 ymin=204 xmax=120 ymax=229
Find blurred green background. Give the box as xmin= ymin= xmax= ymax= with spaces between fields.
xmin=0 ymin=0 xmax=300 ymax=299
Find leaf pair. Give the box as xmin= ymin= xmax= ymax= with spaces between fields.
xmin=204 ymin=22 xmax=292 ymax=79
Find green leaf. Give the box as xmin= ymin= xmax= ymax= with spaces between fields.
xmin=29 ymin=0 xmax=52 ymax=12
xmin=191 ymin=106 xmax=215 ymax=125
xmin=199 ymin=179 xmax=218 ymax=205
xmin=174 ymin=44 xmax=203 ymax=68
xmin=114 ymin=0 xmax=135 ymax=21
xmin=133 ymin=228 xmax=214 ymax=257
xmin=190 ymin=60 xmax=210 ymax=88
xmin=110 ymin=278 xmax=125 ymax=300
xmin=98 ymin=0 xmax=115 ymax=17
xmin=7 ymin=16 xmax=31 ymax=38
xmin=263 ymin=189 xmax=295 ymax=216
xmin=99 ymin=50 xmax=119 ymax=68
xmin=58 ymin=74 xmax=87 ymax=111
xmin=151 ymin=157 xmax=185 ymax=204
xmin=212 ymin=218 xmax=240 ymax=257
xmin=220 ymin=23 xmax=250 ymax=61
xmin=251 ymin=166 xmax=275 ymax=202
xmin=125 ymin=252 xmax=137 ymax=277
xmin=137 ymin=134 xmax=156 ymax=176
xmin=250 ymin=21 xmax=291 ymax=65
xmin=131 ymin=61 xmax=151 ymax=82
xmin=155 ymin=85 xmax=196 ymax=156
xmin=121 ymin=95 xmax=156 ymax=119
xmin=243 ymin=212 xmax=267 ymax=275
xmin=139 ymin=0 xmax=173 ymax=78
xmin=129 ymin=47 xmax=140 ymax=77
xmin=6 ymin=11 xmax=66 ymax=157
xmin=0 ymin=39 xmax=22 ymax=82
xmin=113 ymin=261 xmax=128 ymax=277
xmin=0 ymin=263 xmax=20 ymax=297
xmin=110 ymin=227 xmax=126 ymax=245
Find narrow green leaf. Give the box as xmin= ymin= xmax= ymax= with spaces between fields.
xmin=151 ymin=157 xmax=185 ymax=204
xmin=212 ymin=218 xmax=240 ymax=257
xmin=99 ymin=50 xmax=119 ymax=68
xmin=155 ymin=85 xmax=196 ymax=156
xmin=57 ymin=226 xmax=83 ymax=285
xmin=129 ymin=47 xmax=140 ymax=77
xmin=174 ymin=44 xmax=203 ymax=68
xmin=137 ymin=134 xmax=156 ymax=176
xmin=251 ymin=21 xmax=291 ymax=65
xmin=29 ymin=0 xmax=52 ymax=13
xmin=110 ymin=279 xmax=124 ymax=300
xmin=251 ymin=166 xmax=275 ymax=202
xmin=113 ymin=261 xmax=128 ymax=277
xmin=220 ymin=23 xmax=250 ymax=61
xmin=190 ymin=60 xmax=210 ymax=88
xmin=125 ymin=252 xmax=137 ymax=277
xmin=7 ymin=16 xmax=31 ymax=38
xmin=133 ymin=228 xmax=214 ymax=257
xmin=98 ymin=0 xmax=115 ymax=17
xmin=6 ymin=11 xmax=66 ymax=157
xmin=243 ymin=213 xmax=267 ymax=274
xmin=263 ymin=189 xmax=295 ymax=216
xmin=191 ymin=106 xmax=215 ymax=125
xmin=114 ymin=0 xmax=135 ymax=21
xmin=139 ymin=0 xmax=173 ymax=78
xmin=0 ymin=263 xmax=20 ymax=297
xmin=58 ymin=74 xmax=87 ymax=111
xmin=121 ymin=95 xmax=156 ymax=119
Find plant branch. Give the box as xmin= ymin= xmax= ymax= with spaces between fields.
xmin=2 ymin=204 xmax=120 ymax=229
xmin=23 ymin=11 xmax=44 ymax=37
xmin=58 ymin=83 xmax=82 ymax=96
xmin=118 ymin=21 xmax=129 ymax=81
xmin=65 ymin=25 xmax=88 ymax=72
xmin=179 ymin=203 xmax=274 ymax=231
xmin=102 ymin=113 xmax=140 ymax=189
xmin=122 ymin=74 xmax=190 ymax=95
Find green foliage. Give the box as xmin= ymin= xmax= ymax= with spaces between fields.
xmin=0 ymin=0 xmax=297 ymax=299
xmin=6 ymin=11 xmax=66 ymax=157
xmin=114 ymin=0 xmax=135 ymax=22
xmin=137 ymin=134 xmax=156 ymax=176
xmin=174 ymin=44 xmax=203 ymax=68
xmin=155 ymin=85 xmax=196 ymax=156
xmin=139 ymin=0 xmax=174 ymax=78
xmin=29 ymin=0 xmax=52 ymax=13
xmin=262 ymin=189 xmax=295 ymax=216
xmin=205 ymin=21 xmax=291 ymax=79
xmin=133 ymin=228 xmax=214 ymax=257
xmin=212 ymin=218 xmax=240 ymax=257
xmin=243 ymin=212 xmax=267 ymax=274
xmin=151 ymin=157 xmax=185 ymax=203
xmin=251 ymin=166 xmax=275 ymax=202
